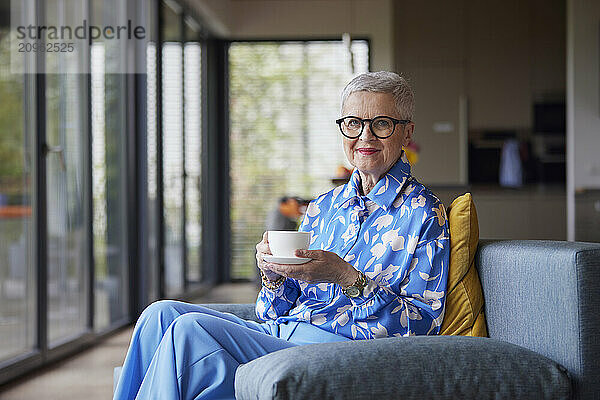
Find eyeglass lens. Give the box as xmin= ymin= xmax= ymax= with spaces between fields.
xmin=341 ymin=117 xmax=395 ymax=138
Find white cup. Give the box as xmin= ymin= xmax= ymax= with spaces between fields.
xmin=268 ymin=231 xmax=311 ymax=258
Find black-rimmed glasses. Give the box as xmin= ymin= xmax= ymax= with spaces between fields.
xmin=335 ymin=116 xmax=411 ymax=139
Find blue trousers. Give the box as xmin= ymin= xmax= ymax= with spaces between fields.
xmin=113 ymin=300 xmax=350 ymax=399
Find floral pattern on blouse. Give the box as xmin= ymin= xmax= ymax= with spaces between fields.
xmin=256 ymin=154 xmax=449 ymax=339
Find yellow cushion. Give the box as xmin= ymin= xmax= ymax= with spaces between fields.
xmin=439 ymin=193 xmax=488 ymax=337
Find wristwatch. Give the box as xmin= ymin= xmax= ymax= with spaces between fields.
xmin=341 ymin=270 xmax=367 ymax=298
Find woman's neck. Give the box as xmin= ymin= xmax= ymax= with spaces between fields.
xmin=357 ymin=155 xmax=401 ymax=195
xmin=358 ymin=171 xmax=380 ymax=196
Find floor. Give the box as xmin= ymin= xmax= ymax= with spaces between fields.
xmin=0 ymin=283 xmax=260 ymax=400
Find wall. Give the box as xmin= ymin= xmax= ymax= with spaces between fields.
xmin=395 ymin=0 xmax=565 ymax=185
xmin=567 ymin=0 xmax=600 ymax=240
xmin=191 ymin=0 xmax=395 ymax=71
xmin=567 ymin=0 xmax=600 ymax=190
xmin=394 ymin=1 xmax=466 ymax=185
xmin=434 ymin=187 xmax=566 ymax=240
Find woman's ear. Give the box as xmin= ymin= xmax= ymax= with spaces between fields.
xmin=402 ymin=123 xmax=415 ymax=147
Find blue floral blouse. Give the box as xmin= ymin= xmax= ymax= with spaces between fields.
xmin=256 ymin=154 xmax=450 ymax=339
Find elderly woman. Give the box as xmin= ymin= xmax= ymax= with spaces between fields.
xmin=114 ymin=71 xmax=449 ymax=400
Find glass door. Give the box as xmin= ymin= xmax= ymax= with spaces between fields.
xmin=44 ymin=0 xmax=90 ymax=346
xmin=90 ymin=0 xmax=129 ymax=332
xmin=160 ymin=1 xmax=205 ymax=295
xmin=0 ymin=0 xmax=37 ymax=361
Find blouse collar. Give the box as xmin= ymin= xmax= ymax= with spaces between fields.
xmin=343 ymin=152 xmax=412 ymax=211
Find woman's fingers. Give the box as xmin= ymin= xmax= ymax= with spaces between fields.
xmin=268 ymin=262 xmax=318 ymax=282
xmin=267 ymin=263 xmax=296 ymax=278
xmin=269 ymin=250 xmax=346 ymax=284
xmin=256 ymin=232 xmax=272 ymax=255
xmin=256 ymin=252 xmax=271 ymax=270
xmin=257 ymin=244 xmax=271 ymax=255
xmin=256 ymin=232 xmax=287 ymax=282
xmin=295 ymin=249 xmax=322 ymax=259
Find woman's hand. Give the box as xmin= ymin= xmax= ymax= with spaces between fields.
xmin=255 ymin=232 xmax=283 ymax=281
xmin=266 ymin=249 xmax=358 ymax=286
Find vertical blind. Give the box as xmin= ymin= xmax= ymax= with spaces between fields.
xmin=229 ymin=40 xmax=369 ymax=279
xmin=146 ymin=41 xmax=160 ymax=302
xmin=162 ymin=42 xmax=185 ymax=296
xmin=183 ymin=42 xmax=202 ymax=283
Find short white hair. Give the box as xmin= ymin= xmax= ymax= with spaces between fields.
xmin=341 ymin=71 xmax=415 ymax=121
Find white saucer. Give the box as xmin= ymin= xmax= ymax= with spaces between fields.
xmin=263 ymin=255 xmax=311 ymax=264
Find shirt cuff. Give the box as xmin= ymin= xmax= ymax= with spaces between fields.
xmin=261 ymin=276 xmax=293 ymax=296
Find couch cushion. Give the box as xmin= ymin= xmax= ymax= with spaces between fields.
xmin=235 ymin=336 xmax=571 ymax=400
xmin=440 ymin=193 xmax=487 ymax=336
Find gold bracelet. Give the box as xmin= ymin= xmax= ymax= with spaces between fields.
xmin=260 ymin=270 xmax=286 ymax=290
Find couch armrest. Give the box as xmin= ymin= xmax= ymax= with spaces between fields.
xmin=197 ymin=303 xmax=259 ymax=322
xmin=235 ymin=336 xmax=570 ymax=400
xmin=476 ymin=240 xmax=600 ymax=400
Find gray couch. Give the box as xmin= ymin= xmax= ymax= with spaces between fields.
xmin=116 ymin=240 xmax=600 ymax=399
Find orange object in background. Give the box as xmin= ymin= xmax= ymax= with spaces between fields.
xmin=0 ymin=205 xmax=32 ymax=218
xmin=334 ymin=165 xmax=352 ymax=179
xmin=279 ymin=197 xmax=308 ymax=219
xmin=331 ymin=165 xmax=353 ymax=185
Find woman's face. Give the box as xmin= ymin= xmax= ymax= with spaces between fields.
xmin=341 ymin=91 xmax=414 ymax=179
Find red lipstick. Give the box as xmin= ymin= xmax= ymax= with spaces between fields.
xmin=357 ymin=148 xmax=379 ymax=155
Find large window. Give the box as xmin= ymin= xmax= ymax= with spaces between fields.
xmin=229 ymin=40 xmax=369 ymax=279
xmin=0 ymin=1 xmax=36 ymax=361
xmin=0 ymin=0 xmax=163 ymax=385
xmin=91 ymin=0 xmax=129 ymax=331
xmin=0 ymin=0 xmax=209 ymax=385
xmin=44 ymin=0 xmax=90 ymax=346
xmin=161 ymin=0 xmax=203 ymax=297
